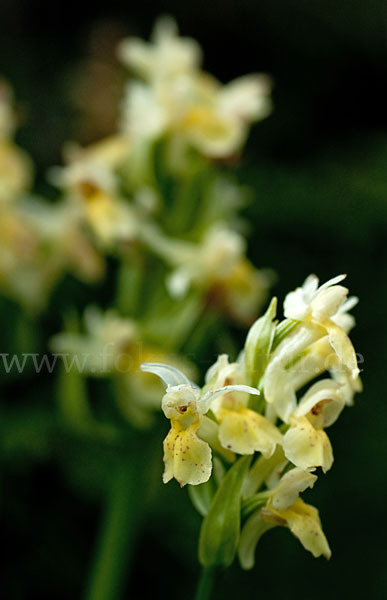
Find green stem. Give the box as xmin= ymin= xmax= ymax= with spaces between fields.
xmin=116 ymin=257 xmax=144 ymax=317
xmin=194 ymin=566 xmax=217 ymax=600
xmin=84 ymin=457 xmax=139 ymax=600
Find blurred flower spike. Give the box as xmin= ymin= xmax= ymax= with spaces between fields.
xmin=118 ymin=16 xmax=272 ymax=158
xmin=143 ymin=274 xmax=361 ymax=567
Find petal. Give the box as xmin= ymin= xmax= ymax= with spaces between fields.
xmin=331 ymin=362 xmax=362 ymax=406
xmin=163 ymin=420 xmax=212 ymax=487
xmin=218 ymin=408 xmax=282 ymax=457
xmin=140 ymin=362 xmax=192 ymax=388
xmin=117 ymin=38 xmax=152 ymax=74
xmin=283 ymin=288 xmax=309 ymax=320
xmin=302 ymin=273 xmax=320 ymax=295
xmin=283 ymin=274 xmax=319 ymax=320
xmin=263 ymin=499 xmax=331 ymax=559
xmin=219 ymin=74 xmax=272 ymax=121
xmin=326 ymin=322 xmax=359 ymax=378
xmin=121 ymin=82 xmax=167 ymax=139
xmin=332 ymin=311 xmax=356 ymax=333
xmin=337 ymin=295 xmax=358 ymax=314
xmin=311 ymin=286 xmax=348 ymax=321
xmin=200 ymin=384 xmax=259 ymax=413
xmin=270 ymin=467 xmax=317 ymax=511
xmin=264 ymin=324 xmax=324 ymax=422
xmin=318 ymin=274 xmax=347 ymax=291
xmin=205 ymin=354 xmax=230 ymax=384
xmin=283 ymin=417 xmax=333 ymax=473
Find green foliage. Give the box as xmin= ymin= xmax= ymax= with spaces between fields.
xmin=199 ymin=456 xmax=251 ymax=567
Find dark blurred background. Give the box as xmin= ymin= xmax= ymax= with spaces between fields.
xmin=1 ymin=1 xmax=387 ymax=599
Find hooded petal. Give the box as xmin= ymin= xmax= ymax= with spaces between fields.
xmin=283 ymin=416 xmax=333 ymax=473
xmin=140 ymin=362 xmax=192 ymax=388
xmin=163 ymin=420 xmax=212 ymax=486
xmin=218 ymin=407 xmax=282 ymax=457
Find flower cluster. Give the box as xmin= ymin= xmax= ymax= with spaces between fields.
xmin=1 ymin=16 xmax=271 ymax=329
xmin=48 ymin=17 xmax=272 ymax=325
xmin=142 ymin=274 xmax=361 ymax=565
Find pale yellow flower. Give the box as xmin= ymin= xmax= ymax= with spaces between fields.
xmin=144 ymin=224 xmax=270 ymax=324
xmin=119 ymin=18 xmax=271 ymax=157
xmin=261 ymin=499 xmax=331 ymax=559
xmin=283 ymin=274 xmax=359 ymax=377
xmin=264 ymin=274 xmax=359 ymax=423
xmin=204 ymin=355 xmax=282 ymax=457
xmin=50 ymin=137 xmax=136 ymax=247
xmin=141 ymin=362 xmax=260 ymax=486
xmin=239 ymin=467 xmax=330 ymax=568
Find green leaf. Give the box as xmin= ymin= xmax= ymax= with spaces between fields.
xmin=199 ymin=455 xmax=252 ymax=567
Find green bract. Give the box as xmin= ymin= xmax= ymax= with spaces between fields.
xmin=199 ymin=455 xmax=252 ymax=567
xmin=244 ymin=297 xmax=277 ymax=387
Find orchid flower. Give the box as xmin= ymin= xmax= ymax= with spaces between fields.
xmin=140 ymin=362 xmax=260 ymax=486
xmin=239 ymin=467 xmax=330 ymax=569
